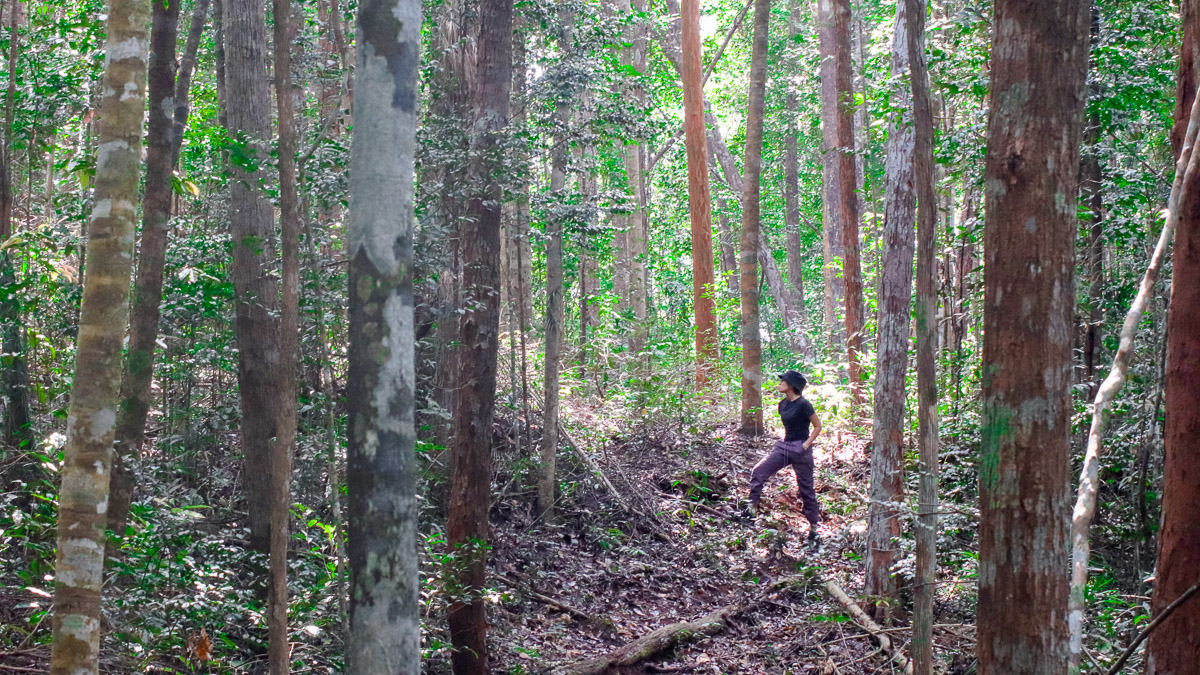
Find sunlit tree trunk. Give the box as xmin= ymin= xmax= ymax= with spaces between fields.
xmin=976 ymin=0 xmax=1089 ymax=671
xmin=49 ymin=0 xmax=150 ymax=670
xmin=865 ymin=0 xmax=914 ymax=607
xmin=224 ymin=0 xmax=284 ymax=554
xmin=907 ymin=0 xmax=939 ymax=670
xmin=681 ymin=0 xmax=719 ymax=385
xmin=345 ymin=0 xmax=421 ymax=670
xmin=539 ymin=3 xmax=572 ymax=521
xmin=107 ymin=0 xmax=210 ymax=548
xmin=782 ymin=0 xmax=806 ymax=338
xmin=620 ymin=0 xmax=649 ymax=359
xmin=816 ymin=0 xmax=844 ymax=352
xmin=738 ymin=0 xmax=768 ymax=435
xmin=446 ymin=0 xmax=512 ymax=670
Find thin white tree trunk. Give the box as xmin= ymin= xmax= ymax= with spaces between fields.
xmin=1066 ymin=87 xmax=1200 ymax=675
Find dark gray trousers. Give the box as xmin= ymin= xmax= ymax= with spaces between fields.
xmin=748 ymin=439 xmax=819 ymax=526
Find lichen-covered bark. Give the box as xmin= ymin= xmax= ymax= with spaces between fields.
xmin=737 ymin=0 xmax=768 ymax=436
xmin=619 ymin=0 xmax=649 ymax=360
xmin=223 ymin=0 xmax=285 ymax=554
xmin=866 ymin=0 xmax=914 ymax=605
xmin=109 ymin=0 xmax=210 ymax=551
xmin=49 ymin=0 xmax=150 ymax=670
xmin=345 ymin=0 xmax=421 ymax=671
xmin=1147 ymin=23 xmax=1200 ymax=670
xmin=907 ymin=0 xmax=939 ymax=670
xmin=783 ymin=0 xmax=807 ymax=346
xmin=976 ymin=0 xmax=1089 ymax=671
xmin=446 ymin=0 xmax=512 ymax=669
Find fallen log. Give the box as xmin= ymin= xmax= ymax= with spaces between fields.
xmin=555 ymin=604 xmax=746 ymax=675
xmin=823 ymin=581 xmax=913 ymax=675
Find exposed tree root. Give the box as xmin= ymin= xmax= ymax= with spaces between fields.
xmin=556 ymin=603 xmax=747 ymax=675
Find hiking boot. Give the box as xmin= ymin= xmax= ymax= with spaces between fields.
xmin=736 ymin=503 xmax=757 ymax=524
xmin=805 ymin=529 xmax=821 ymax=552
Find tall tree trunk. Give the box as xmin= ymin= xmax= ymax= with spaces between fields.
xmin=446 ymin=0 xmax=512 ymax=670
xmin=865 ymin=0 xmax=914 ymax=606
xmin=681 ymin=0 xmax=719 ymax=385
xmin=976 ymin=0 xmax=1089 ymax=671
xmin=907 ymin=0 xmax=939 ymax=670
xmin=816 ymin=0 xmax=845 ymax=352
xmin=783 ymin=0 xmax=807 ymax=340
xmin=738 ymin=0 xmax=769 ymax=436
xmin=539 ymin=4 xmax=572 ymax=521
xmin=345 ymin=0 xmax=421 ymax=669
xmin=0 ymin=0 xmax=31 ymax=455
xmin=269 ymin=0 xmax=301 ymax=667
xmin=224 ymin=0 xmax=284 ymax=554
xmin=108 ymin=0 xmax=210 ymax=553
xmin=621 ymin=0 xmax=649 ymax=359
xmin=48 ymin=0 xmax=150 ymax=670
xmin=1147 ymin=6 xmax=1200 ymax=668
xmin=1081 ymin=6 xmax=1103 ymax=398
xmin=832 ymin=0 xmax=864 ymax=406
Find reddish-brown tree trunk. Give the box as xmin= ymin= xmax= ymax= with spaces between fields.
xmin=681 ymin=0 xmax=719 ymax=385
xmin=976 ymin=0 xmax=1089 ymax=671
xmin=832 ymin=0 xmax=864 ymax=406
xmin=446 ymin=0 xmax=512 ymax=670
xmin=1147 ymin=4 xmax=1200 ymax=667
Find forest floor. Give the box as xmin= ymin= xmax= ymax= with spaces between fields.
xmin=0 ymin=400 xmax=989 ymax=674
xmin=440 ymin=408 xmax=981 ymax=675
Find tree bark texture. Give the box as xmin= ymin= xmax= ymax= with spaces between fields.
xmin=269 ymin=0 xmax=301 ymax=668
xmin=866 ymin=0 xmax=914 ymax=605
xmin=976 ymin=0 xmax=1089 ymax=672
xmin=783 ymin=0 xmax=808 ymax=348
xmin=1147 ymin=18 xmax=1200 ymax=670
xmin=738 ymin=0 xmax=769 ymax=436
xmin=539 ymin=5 xmax=572 ymax=521
xmin=345 ymin=1 xmax=421 ymax=671
xmin=224 ymin=0 xmax=284 ymax=554
xmin=816 ymin=0 xmax=845 ymax=351
xmin=1173 ymin=0 xmax=1200 ymax=160
xmin=620 ymin=0 xmax=649 ymax=358
xmin=49 ymin=0 xmax=150 ymax=670
xmin=446 ymin=0 xmax=512 ymax=670
xmin=831 ymin=0 xmax=865 ymax=406
xmin=681 ymin=0 xmax=719 ymax=385
xmin=107 ymin=0 xmax=210 ymax=547
xmin=906 ymin=0 xmax=939 ymax=671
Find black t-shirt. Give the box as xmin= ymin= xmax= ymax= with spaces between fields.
xmin=779 ymin=396 xmax=816 ymax=442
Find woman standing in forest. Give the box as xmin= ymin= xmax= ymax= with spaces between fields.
xmin=744 ymin=370 xmax=824 ymax=550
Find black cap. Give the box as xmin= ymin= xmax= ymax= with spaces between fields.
xmin=778 ymin=370 xmax=807 ymax=393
